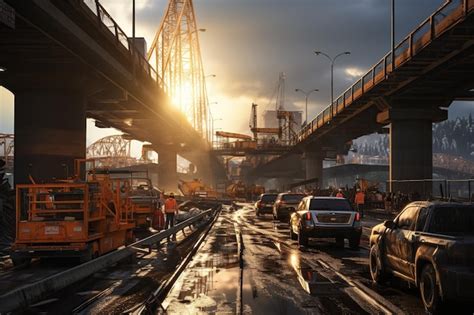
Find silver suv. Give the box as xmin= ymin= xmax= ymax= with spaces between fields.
xmin=289 ymin=196 xmax=362 ymax=248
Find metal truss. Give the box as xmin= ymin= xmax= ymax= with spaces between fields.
xmin=147 ymin=0 xmax=209 ymax=141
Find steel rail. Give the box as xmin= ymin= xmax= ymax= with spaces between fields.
xmin=0 ymin=208 xmax=216 ymax=313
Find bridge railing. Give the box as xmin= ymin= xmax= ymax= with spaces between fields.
xmin=83 ymin=0 xmax=165 ymax=89
xmin=297 ymin=0 xmax=472 ymax=144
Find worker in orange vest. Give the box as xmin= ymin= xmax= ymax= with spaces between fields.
xmin=354 ymin=189 xmax=365 ymax=218
xmin=164 ymin=192 xmax=178 ymax=241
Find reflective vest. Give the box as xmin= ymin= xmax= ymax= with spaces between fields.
xmin=164 ymin=198 xmax=178 ymax=213
xmin=355 ymin=192 xmax=365 ymax=205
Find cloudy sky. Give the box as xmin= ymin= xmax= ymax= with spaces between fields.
xmin=0 ymin=0 xmax=472 ymax=144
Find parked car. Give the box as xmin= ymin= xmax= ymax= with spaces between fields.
xmin=255 ymin=193 xmax=278 ymax=216
xmin=273 ymin=193 xmax=305 ymax=221
xmin=289 ymin=196 xmax=362 ymax=248
xmin=369 ymin=201 xmax=474 ymax=313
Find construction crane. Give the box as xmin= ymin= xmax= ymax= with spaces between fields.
xmin=249 ymin=103 xmax=280 ymax=141
xmin=146 ymin=0 xmax=209 ymax=141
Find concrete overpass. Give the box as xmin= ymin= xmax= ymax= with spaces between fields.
xmin=252 ymin=0 xmax=474 ymax=193
xmin=0 ymin=0 xmax=223 ymax=191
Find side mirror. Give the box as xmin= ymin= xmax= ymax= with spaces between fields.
xmin=384 ymin=220 xmax=395 ymax=229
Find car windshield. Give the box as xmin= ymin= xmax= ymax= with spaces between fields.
xmin=281 ymin=194 xmax=304 ymax=202
xmin=309 ymin=199 xmax=352 ymax=211
xmin=261 ymin=194 xmax=277 ymax=202
xmin=429 ymin=206 xmax=474 ymax=236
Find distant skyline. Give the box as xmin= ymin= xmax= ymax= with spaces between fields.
xmin=1 ymin=0 xmax=473 ymax=144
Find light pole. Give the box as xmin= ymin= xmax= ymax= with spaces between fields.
xmin=391 ymin=0 xmax=395 ymax=71
xmin=314 ymin=51 xmax=351 ymax=116
xmin=208 ymin=102 xmax=218 ymax=145
xmin=295 ymin=88 xmax=318 ymax=125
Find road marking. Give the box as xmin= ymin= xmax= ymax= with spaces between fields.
xmin=317 ymin=259 xmax=402 ymax=315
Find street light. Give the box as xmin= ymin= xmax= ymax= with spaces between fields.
xmin=314 ymin=50 xmax=351 ymax=116
xmin=295 ymin=88 xmax=318 ymax=125
xmin=391 ymin=0 xmax=395 ymax=71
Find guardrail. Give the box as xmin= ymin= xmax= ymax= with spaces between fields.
xmin=387 ymin=178 xmax=474 ymax=202
xmin=297 ymin=0 xmax=474 ymax=143
xmin=0 ymin=208 xmax=216 ymax=313
xmin=83 ymin=0 xmax=165 ymax=89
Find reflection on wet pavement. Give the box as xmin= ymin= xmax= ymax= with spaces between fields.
xmin=164 ymin=206 xmax=377 ymax=314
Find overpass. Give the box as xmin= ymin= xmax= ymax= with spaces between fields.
xmin=0 ymin=0 xmax=223 ymax=191
xmin=252 ymin=0 xmax=474 ymax=193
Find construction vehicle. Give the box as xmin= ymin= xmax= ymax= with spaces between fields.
xmin=356 ymin=177 xmax=384 ymax=209
xmin=226 ymin=181 xmax=265 ymax=201
xmin=11 ymin=159 xmax=135 ymax=265
xmin=103 ymin=170 xmax=162 ymax=229
xmin=178 ymin=179 xmax=220 ymax=199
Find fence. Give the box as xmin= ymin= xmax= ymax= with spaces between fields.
xmin=387 ymin=179 xmax=474 ymax=202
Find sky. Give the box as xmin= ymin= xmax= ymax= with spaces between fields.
xmin=0 ymin=0 xmax=472 ymax=145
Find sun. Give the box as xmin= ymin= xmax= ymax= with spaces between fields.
xmin=171 ymin=81 xmax=194 ymax=112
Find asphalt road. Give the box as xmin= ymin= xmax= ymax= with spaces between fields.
xmin=164 ymin=204 xmax=429 ymax=314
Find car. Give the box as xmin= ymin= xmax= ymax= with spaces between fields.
xmin=273 ymin=193 xmax=305 ymax=221
xmin=255 ymin=193 xmax=278 ymax=216
xmin=369 ymin=201 xmax=474 ymax=313
xmin=289 ymin=196 xmax=362 ymax=248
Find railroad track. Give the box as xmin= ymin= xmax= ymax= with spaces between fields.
xmin=0 ymin=207 xmax=220 ymax=313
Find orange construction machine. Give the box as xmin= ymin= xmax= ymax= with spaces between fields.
xmin=178 ymin=179 xmax=220 ymax=199
xmin=11 ymin=160 xmax=135 ymax=265
xmin=104 ymin=170 xmax=163 ymax=229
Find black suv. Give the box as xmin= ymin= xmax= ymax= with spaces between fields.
xmin=255 ymin=193 xmax=278 ymax=216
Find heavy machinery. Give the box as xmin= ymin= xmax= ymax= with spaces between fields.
xmin=11 ymin=159 xmax=135 ymax=265
xmin=178 ymin=179 xmax=220 ymax=199
xmin=226 ymin=181 xmax=265 ymax=201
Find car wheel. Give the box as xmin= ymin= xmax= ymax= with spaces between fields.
xmin=335 ymin=237 xmax=345 ymax=248
xmin=298 ymin=227 xmax=308 ymax=247
xmin=349 ymin=235 xmax=360 ymax=249
xmin=420 ymin=264 xmax=442 ymax=314
xmin=369 ymin=244 xmax=389 ymax=284
xmin=289 ymin=224 xmax=297 ymax=240
xmin=11 ymin=254 xmax=32 ymax=267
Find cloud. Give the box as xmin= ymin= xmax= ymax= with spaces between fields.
xmin=345 ymin=67 xmax=366 ymax=79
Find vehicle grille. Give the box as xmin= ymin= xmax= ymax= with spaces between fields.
xmin=316 ymin=214 xmax=351 ymax=224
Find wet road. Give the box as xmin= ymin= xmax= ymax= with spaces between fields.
xmin=164 ymin=204 xmax=428 ymax=314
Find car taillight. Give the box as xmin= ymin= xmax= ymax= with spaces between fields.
xmin=355 ymin=212 xmax=360 ymax=221
xmin=306 ymin=212 xmax=311 ymax=220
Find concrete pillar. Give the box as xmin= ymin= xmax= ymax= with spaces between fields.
xmin=14 ymin=87 xmax=86 ymax=184
xmin=304 ymin=150 xmax=323 ymax=188
xmin=378 ymin=107 xmax=447 ymax=195
xmin=390 ymin=119 xmax=432 ymax=194
xmin=158 ymin=147 xmax=177 ymax=193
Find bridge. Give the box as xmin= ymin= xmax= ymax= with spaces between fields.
xmin=0 ymin=0 xmax=223 ymax=191
xmin=249 ymin=0 xmax=474 ymax=193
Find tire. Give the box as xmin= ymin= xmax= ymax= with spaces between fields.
xmin=11 ymin=254 xmax=32 ymax=267
xmin=298 ymin=228 xmax=308 ymax=246
xmin=335 ymin=237 xmax=345 ymax=248
xmin=369 ymin=244 xmax=389 ymax=284
xmin=290 ymin=225 xmax=297 ymax=240
xmin=420 ymin=264 xmax=442 ymax=314
xmin=349 ymin=235 xmax=361 ymax=249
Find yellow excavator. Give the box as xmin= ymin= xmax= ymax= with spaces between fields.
xmin=178 ymin=179 xmax=220 ymax=199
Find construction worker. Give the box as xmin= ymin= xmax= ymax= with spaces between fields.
xmin=164 ymin=192 xmax=178 ymax=241
xmin=354 ymin=188 xmax=366 ymax=218
xmin=336 ymin=189 xmax=344 ymax=198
